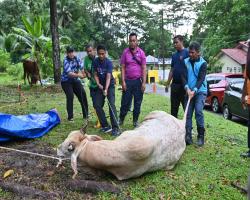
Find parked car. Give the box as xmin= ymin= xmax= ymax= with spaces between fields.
xmin=222 ymin=80 xmax=248 ymax=121
xmin=205 ymin=73 xmax=243 ymax=113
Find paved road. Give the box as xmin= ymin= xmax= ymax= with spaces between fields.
xmin=145 ymin=83 xmax=170 ymax=97
xmin=145 ymin=83 xmax=247 ymax=126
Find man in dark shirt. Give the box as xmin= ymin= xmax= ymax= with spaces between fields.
xmin=165 ymin=35 xmax=189 ymax=118
xmin=93 ymin=45 xmax=120 ymax=136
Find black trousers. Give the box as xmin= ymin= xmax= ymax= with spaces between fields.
xmin=120 ymin=78 xmax=143 ymax=123
xmin=170 ymin=83 xmax=186 ymax=118
xmin=92 ymin=85 xmax=118 ymax=129
xmin=61 ymin=80 xmax=88 ymax=120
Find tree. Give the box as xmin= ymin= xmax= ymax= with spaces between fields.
xmin=49 ymin=0 xmax=61 ymax=84
xmin=192 ymin=0 xmax=250 ymax=64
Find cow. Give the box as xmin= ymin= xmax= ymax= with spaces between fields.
xmin=23 ymin=60 xmax=42 ymax=86
xmin=57 ymin=99 xmax=191 ymax=180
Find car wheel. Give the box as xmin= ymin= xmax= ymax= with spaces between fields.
xmin=223 ymin=105 xmax=232 ymax=120
xmin=212 ymin=97 xmax=220 ymax=113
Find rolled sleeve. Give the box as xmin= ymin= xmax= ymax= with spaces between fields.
xmin=107 ymin=60 xmax=113 ymax=73
xmin=63 ymin=59 xmax=72 ymax=74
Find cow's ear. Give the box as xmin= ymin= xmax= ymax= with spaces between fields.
xmin=87 ymin=135 xmax=103 ymax=141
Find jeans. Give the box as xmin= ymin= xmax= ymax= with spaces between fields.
xmin=92 ymin=85 xmax=118 ymax=129
xmin=185 ymin=92 xmax=206 ymax=130
xmin=170 ymin=83 xmax=186 ymax=118
xmin=61 ymin=80 xmax=88 ymax=119
xmin=119 ymin=78 xmax=143 ymax=122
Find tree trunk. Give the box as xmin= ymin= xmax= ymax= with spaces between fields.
xmin=49 ymin=0 xmax=61 ymax=84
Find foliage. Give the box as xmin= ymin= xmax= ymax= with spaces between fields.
xmin=6 ymin=63 xmax=23 ymax=80
xmin=192 ymin=0 xmax=250 ymax=63
xmin=0 ymin=0 xmax=28 ymax=34
xmin=0 ymin=50 xmax=11 ymax=72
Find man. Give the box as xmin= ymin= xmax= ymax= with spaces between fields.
xmin=61 ymin=46 xmax=88 ymax=121
xmin=119 ymin=32 xmax=147 ymax=127
xmin=183 ymin=42 xmax=207 ymax=147
xmin=165 ymin=35 xmax=189 ymax=118
xmin=240 ymin=39 xmax=250 ymax=158
xmin=83 ymin=45 xmax=101 ymax=128
xmin=93 ymin=44 xmax=120 ymax=136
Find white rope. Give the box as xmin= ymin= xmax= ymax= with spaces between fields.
xmin=0 ymin=146 xmax=70 ymax=167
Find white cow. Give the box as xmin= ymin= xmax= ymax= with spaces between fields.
xmin=57 ymin=99 xmax=190 ymax=180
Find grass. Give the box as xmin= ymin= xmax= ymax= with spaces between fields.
xmin=0 ymin=80 xmax=249 ymax=200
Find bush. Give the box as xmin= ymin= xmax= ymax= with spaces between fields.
xmin=158 ymin=80 xmax=168 ymax=86
xmin=0 ymin=50 xmax=11 ymax=72
xmin=6 ymin=63 xmax=23 ymax=79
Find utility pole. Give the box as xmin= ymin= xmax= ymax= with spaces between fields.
xmin=161 ymin=9 xmax=165 ymax=80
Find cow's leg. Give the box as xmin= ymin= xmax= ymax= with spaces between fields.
xmin=39 ymin=73 xmax=42 ymax=86
xmin=23 ymin=69 xmax=27 ymax=84
xmin=27 ymin=74 xmax=31 ymax=86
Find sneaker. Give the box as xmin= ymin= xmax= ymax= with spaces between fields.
xmin=112 ymin=128 xmax=121 ymax=136
xmin=133 ymin=121 xmax=139 ymax=128
xmin=240 ymin=150 xmax=250 ymax=158
xmin=68 ymin=118 xmax=74 ymax=122
xmin=100 ymin=126 xmax=112 ymax=133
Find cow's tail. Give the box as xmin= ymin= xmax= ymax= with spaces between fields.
xmin=182 ymin=97 xmax=191 ymax=123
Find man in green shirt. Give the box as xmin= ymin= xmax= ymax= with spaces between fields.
xmin=84 ymin=45 xmax=101 ymax=128
xmin=84 ymin=45 xmax=97 ymax=89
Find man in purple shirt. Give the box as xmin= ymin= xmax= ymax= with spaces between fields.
xmin=119 ymin=32 xmax=147 ymax=127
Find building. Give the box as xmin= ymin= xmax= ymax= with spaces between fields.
xmin=146 ymin=55 xmax=172 ymax=83
xmin=217 ymin=41 xmax=248 ymax=73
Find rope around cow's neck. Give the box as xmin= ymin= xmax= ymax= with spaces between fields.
xmin=0 ymin=146 xmax=70 ymax=167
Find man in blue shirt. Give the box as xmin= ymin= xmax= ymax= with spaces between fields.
xmin=183 ymin=42 xmax=207 ymax=147
xmin=165 ymin=35 xmax=189 ymax=118
xmin=61 ymin=46 xmax=88 ymax=121
xmin=93 ymin=45 xmax=120 ymax=136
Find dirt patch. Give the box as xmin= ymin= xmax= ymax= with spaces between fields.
xmin=0 ymin=140 xmax=121 ymax=199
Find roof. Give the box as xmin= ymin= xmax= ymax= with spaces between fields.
xmin=221 ymin=48 xmax=247 ymax=65
xmin=146 ymin=55 xmax=158 ymax=64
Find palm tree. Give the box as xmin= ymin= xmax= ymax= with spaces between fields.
xmin=12 ymin=16 xmax=50 ymax=60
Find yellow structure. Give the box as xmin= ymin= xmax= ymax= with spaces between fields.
xmin=112 ymin=71 xmax=121 ymax=85
xmin=147 ymin=70 xmax=159 ymax=83
xmin=112 ymin=69 xmax=160 ymax=84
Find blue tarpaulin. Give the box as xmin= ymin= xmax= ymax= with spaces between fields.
xmin=0 ymin=109 xmax=60 ymax=142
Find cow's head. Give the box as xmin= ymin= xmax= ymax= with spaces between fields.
xmin=31 ymin=75 xmax=39 ymax=84
xmin=57 ymin=130 xmax=102 ymax=158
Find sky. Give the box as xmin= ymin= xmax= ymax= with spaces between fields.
xmin=142 ymin=0 xmax=199 ymax=36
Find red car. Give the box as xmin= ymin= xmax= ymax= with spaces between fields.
xmin=205 ymin=73 xmax=243 ymax=113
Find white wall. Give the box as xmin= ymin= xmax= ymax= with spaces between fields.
xmin=219 ymin=54 xmax=242 ymax=73
xmin=158 ymin=69 xmax=170 ymax=81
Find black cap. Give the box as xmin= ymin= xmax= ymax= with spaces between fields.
xmin=66 ymin=46 xmax=74 ymax=53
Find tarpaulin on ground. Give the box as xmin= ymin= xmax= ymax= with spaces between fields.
xmin=0 ymin=109 xmax=60 ymax=142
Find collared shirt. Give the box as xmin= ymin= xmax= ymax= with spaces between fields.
xmin=93 ymin=57 xmax=115 ymax=86
xmin=61 ymin=56 xmax=83 ymax=82
xmin=84 ymin=55 xmax=97 ymax=88
xmin=171 ymin=48 xmax=189 ymax=84
xmin=120 ymin=47 xmax=146 ymax=80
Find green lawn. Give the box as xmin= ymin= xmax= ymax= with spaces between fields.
xmin=0 ymin=82 xmax=249 ymax=200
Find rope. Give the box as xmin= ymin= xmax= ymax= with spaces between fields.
xmin=0 ymin=146 xmax=70 ymax=167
